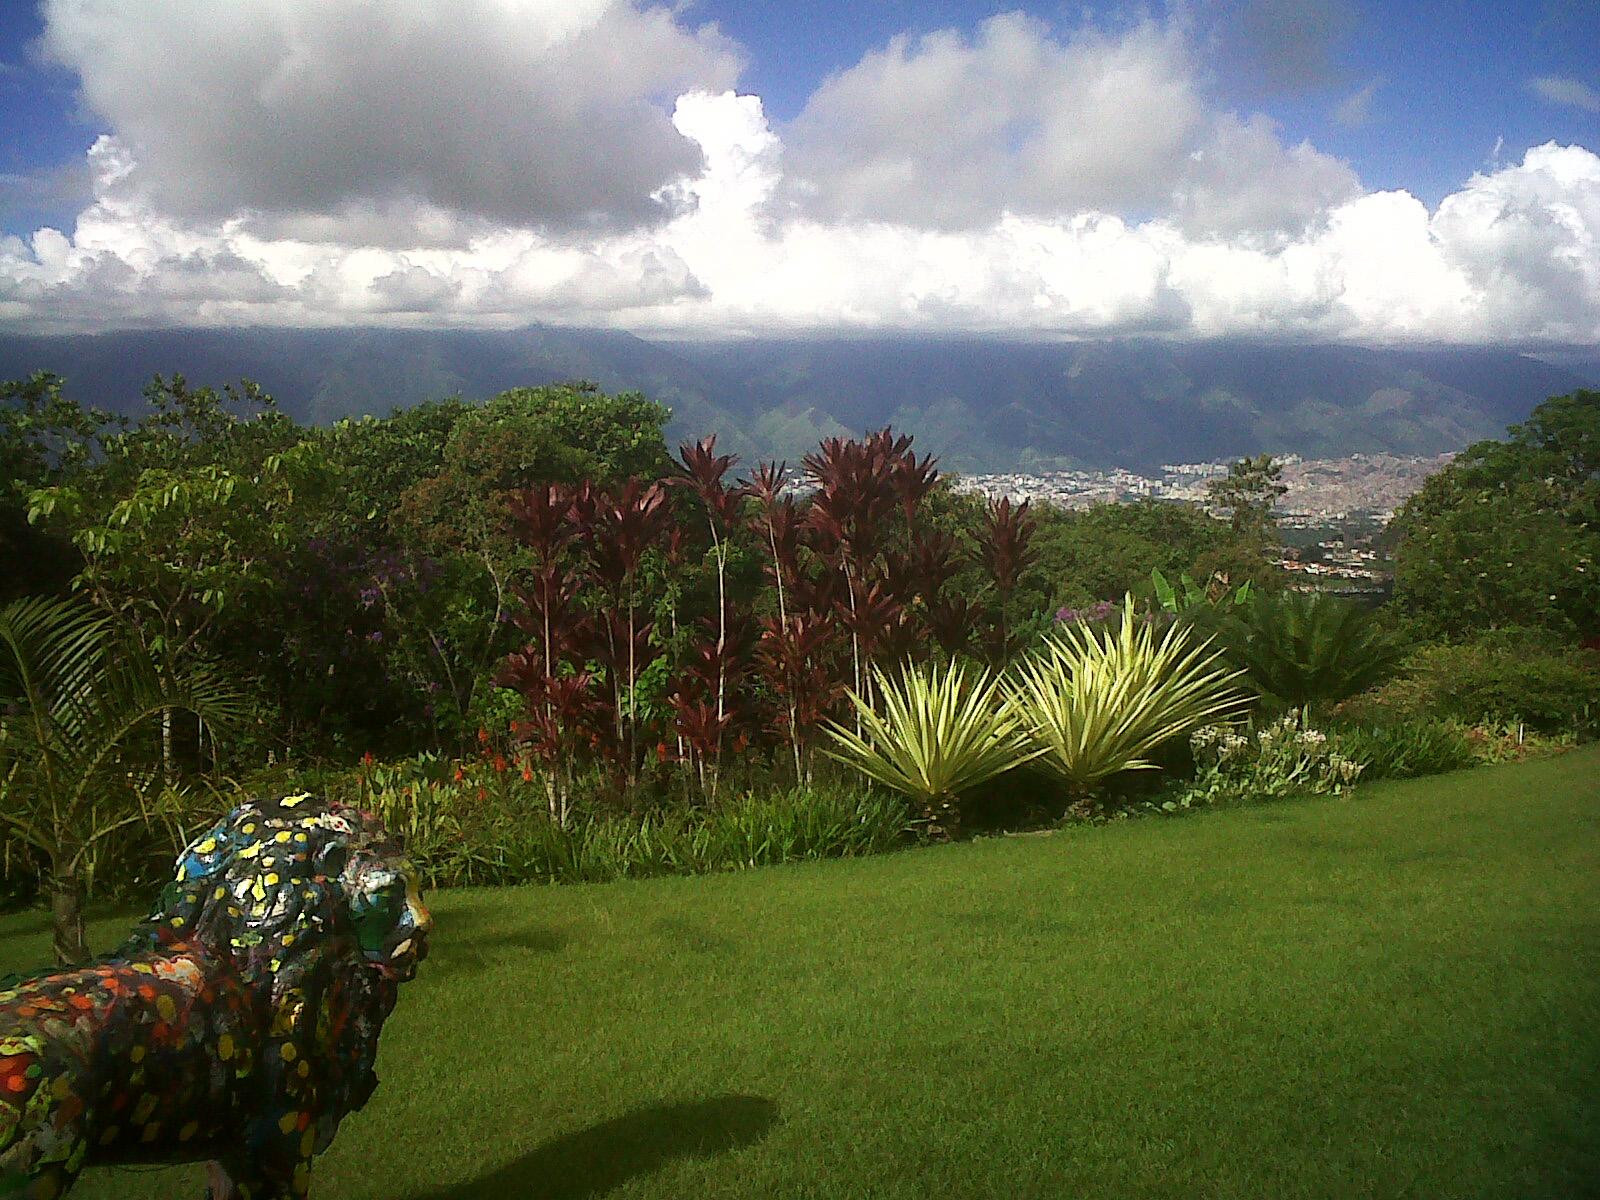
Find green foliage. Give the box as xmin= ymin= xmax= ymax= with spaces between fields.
xmin=236 ymin=755 xmax=910 ymax=888
xmin=0 ymin=596 xmax=244 ymax=960
xmin=1392 ymin=389 xmax=1600 ymax=639
xmin=823 ymin=661 xmax=1040 ymax=827
xmin=1343 ymin=634 xmax=1600 ymax=735
xmin=1009 ymin=596 xmax=1248 ymax=792
xmin=1150 ymin=567 xmax=1253 ymax=614
xmin=1205 ymin=453 xmax=1287 ymax=542
xmin=1027 ymin=498 xmax=1248 ymax=614
xmin=1199 ymin=590 xmax=1406 ymax=709
xmin=1170 ymin=713 xmax=1364 ymax=810
xmin=1324 ymin=719 xmax=1479 ymax=781
xmin=498 ymin=785 xmax=911 ymax=885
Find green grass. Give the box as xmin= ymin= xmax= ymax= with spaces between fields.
xmin=4 ymin=748 xmax=1598 ymax=1199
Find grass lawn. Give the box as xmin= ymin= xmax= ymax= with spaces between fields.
xmin=4 ymin=747 xmax=1598 ymax=1199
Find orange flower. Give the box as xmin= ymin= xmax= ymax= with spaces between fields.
xmin=520 ymin=762 xmax=534 ymax=782
xmin=477 ymin=727 xmax=490 ymax=744
xmin=492 ymin=754 xmax=508 ymax=774
xmin=452 ymin=765 xmax=465 ymax=783
xmin=360 ymin=750 xmax=375 ymax=766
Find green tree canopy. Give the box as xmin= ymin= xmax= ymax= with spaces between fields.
xmin=1392 ymin=390 xmax=1600 ymax=640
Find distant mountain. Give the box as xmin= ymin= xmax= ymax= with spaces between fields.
xmin=0 ymin=327 xmax=1588 ymax=472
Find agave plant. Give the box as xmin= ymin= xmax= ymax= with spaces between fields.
xmin=823 ymin=659 xmax=1041 ymax=836
xmin=1010 ymin=595 xmax=1249 ymax=794
xmin=1197 ymin=589 xmax=1407 ymax=709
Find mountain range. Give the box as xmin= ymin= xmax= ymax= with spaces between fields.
xmin=0 ymin=326 xmax=1591 ymax=472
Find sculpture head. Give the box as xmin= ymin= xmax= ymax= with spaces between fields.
xmin=138 ymin=793 xmax=432 ymax=987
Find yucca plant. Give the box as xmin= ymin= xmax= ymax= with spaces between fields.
xmin=1196 ymin=589 xmax=1407 ymax=710
xmin=1010 ymin=595 xmax=1249 ymax=798
xmin=822 ymin=659 xmax=1041 ymax=837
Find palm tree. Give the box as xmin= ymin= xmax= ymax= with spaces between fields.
xmin=0 ymin=596 xmax=243 ymax=964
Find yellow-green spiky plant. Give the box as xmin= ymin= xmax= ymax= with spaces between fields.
xmin=823 ymin=659 xmax=1041 ymax=837
xmin=1010 ymin=596 xmax=1249 ymax=799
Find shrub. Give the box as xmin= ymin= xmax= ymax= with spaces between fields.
xmin=1343 ymin=635 xmax=1600 ymax=735
xmin=1168 ymin=714 xmax=1364 ymax=810
xmin=824 ymin=660 xmax=1041 ymax=836
xmin=501 ymin=784 xmax=912 ymax=883
xmin=1325 ymin=719 xmax=1479 ymax=781
xmin=1010 ymin=596 xmax=1248 ymax=796
xmin=1196 ymin=590 xmax=1406 ymax=710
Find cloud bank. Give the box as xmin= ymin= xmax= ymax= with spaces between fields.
xmin=2 ymin=2 xmax=1598 ymax=345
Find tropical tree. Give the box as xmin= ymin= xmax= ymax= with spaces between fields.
xmin=1206 ymin=453 xmax=1287 ymax=542
xmin=0 ymin=597 xmax=243 ymax=964
xmin=1392 ymin=390 xmax=1600 ymax=640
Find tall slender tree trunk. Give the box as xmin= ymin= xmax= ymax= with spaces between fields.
xmin=51 ymin=871 xmax=88 ymax=966
xmin=161 ymin=706 xmax=174 ymax=786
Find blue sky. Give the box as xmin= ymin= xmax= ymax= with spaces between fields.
xmin=0 ymin=1 xmax=1596 ymax=342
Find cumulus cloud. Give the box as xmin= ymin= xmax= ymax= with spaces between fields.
xmin=781 ymin=14 xmax=1357 ymax=239
xmin=1528 ymin=76 xmax=1600 ymax=113
xmin=784 ymin=16 xmax=1201 ymax=229
xmin=37 ymin=0 xmax=742 ymax=236
xmin=4 ymin=97 xmax=1596 ymax=346
xmin=2 ymin=7 xmax=1599 ymax=346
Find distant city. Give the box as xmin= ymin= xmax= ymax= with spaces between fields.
xmin=951 ymin=451 xmax=1457 ymax=595
xmin=951 ymin=451 xmax=1453 ymax=527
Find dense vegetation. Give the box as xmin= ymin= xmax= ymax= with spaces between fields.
xmin=3 ymin=372 xmax=1598 ymax=952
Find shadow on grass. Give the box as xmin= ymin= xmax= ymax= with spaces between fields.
xmin=407 ymin=1094 xmax=779 ymax=1200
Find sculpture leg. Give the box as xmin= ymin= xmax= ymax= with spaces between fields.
xmin=0 ymin=1163 xmax=80 ymax=1199
xmin=210 ymin=1151 xmax=314 ymax=1200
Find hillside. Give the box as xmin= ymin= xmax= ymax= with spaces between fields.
xmin=0 ymin=327 xmax=1587 ymax=471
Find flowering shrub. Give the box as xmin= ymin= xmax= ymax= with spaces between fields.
xmin=1168 ymin=713 xmax=1364 ymax=810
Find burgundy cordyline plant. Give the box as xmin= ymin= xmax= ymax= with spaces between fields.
xmin=747 ymin=460 xmax=835 ymax=779
xmin=498 ymin=482 xmax=601 ymax=824
xmin=576 ymin=477 xmax=670 ymax=786
xmin=675 ymin=436 xmax=746 ymax=725
xmin=979 ymin=496 xmax=1039 ymax=666
xmin=802 ymin=429 xmax=928 ymax=706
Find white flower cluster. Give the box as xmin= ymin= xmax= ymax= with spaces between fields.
xmin=1189 ymin=712 xmax=1365 ymax=798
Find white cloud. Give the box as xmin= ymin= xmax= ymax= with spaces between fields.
xmin=2 ymin=7 xmax=1598 ymax=347
xmin=37 ymin=0 xmax=742 ymax=236
xmin=1529 ymin=76 xmax=1600 ymax=113
xmin=780 ymin=14 xmax=1358 ymax=241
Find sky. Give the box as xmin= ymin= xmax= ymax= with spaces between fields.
xmin=0 ymin=0 xmax=1596 ymax=345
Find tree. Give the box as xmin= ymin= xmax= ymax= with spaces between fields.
xmin=1206 ymin=453 xmax=1287 ymax=543
xmin=0 ymin=373 xmax=118 ymax=602
xmin=0 ymin=597 xmax=242 ymax=964
xmin=1393 ymin=390 xmax=1600 ymax=640
xmin=26 ymin=378 xmax=329 ymax=773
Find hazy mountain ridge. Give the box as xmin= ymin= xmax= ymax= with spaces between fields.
xmin=0 ymin=327 xmax=1588 ymax=472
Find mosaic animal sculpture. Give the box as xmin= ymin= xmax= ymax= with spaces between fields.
xmin=0 ymin=794 xmax=431 ymax=1199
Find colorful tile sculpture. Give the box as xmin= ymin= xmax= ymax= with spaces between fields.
xmin=0 ymin=794 xmax=431 ymax=1199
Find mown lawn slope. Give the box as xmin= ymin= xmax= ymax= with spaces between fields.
xmin=4 ymin=747 xmax=1597 ymax=1199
